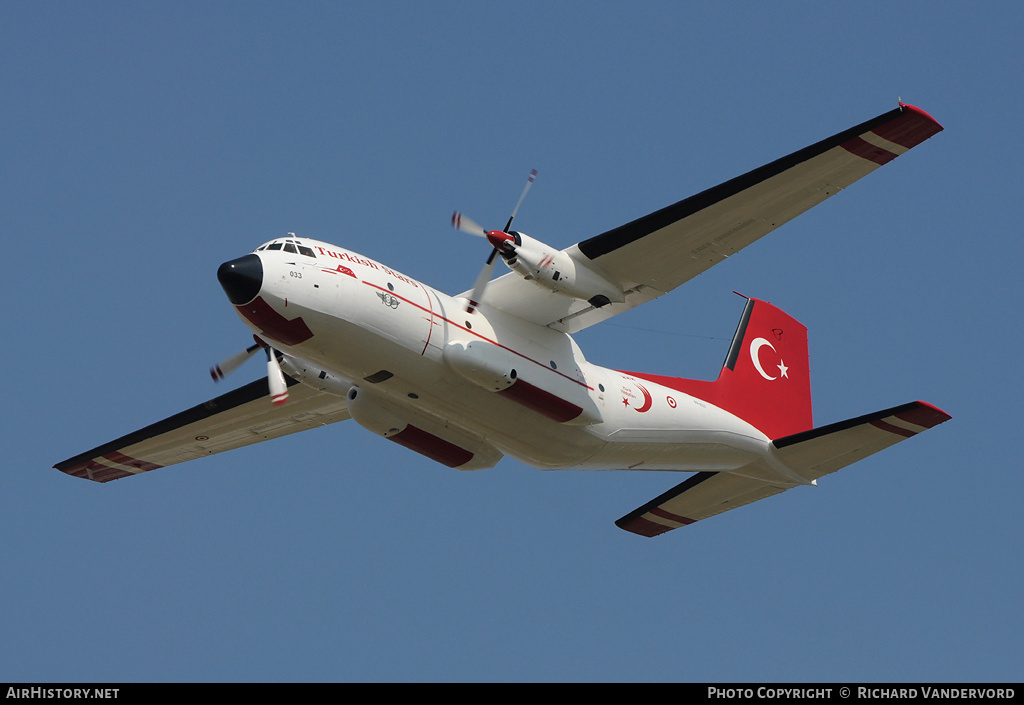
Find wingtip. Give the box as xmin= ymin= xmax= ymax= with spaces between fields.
xmin=897 ymin=101 xmax=944 ymax=132
xmin=615 ymin=516 xmax=671 ymax=537
xmin=911 ymin=400 xmax=952 ymax=426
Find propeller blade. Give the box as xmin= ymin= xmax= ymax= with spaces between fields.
xmin=465 ymin=250 xmax=499 ymax=313
xmin=451 ymin=211 xmax=487 ymax=237
xmin=503 ymin=168 xmax=537 ymax=232
xmin=267 ymin=349 xmax=289 ymax=406
xmin=210 ymin=343 xmax=261 ymax=382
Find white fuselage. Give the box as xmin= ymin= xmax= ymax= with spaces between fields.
xmin=234 ymin=238 xmax=770 ymax=473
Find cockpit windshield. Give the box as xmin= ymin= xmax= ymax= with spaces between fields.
xmin=255 ymin=235 xmax=316 ymax=258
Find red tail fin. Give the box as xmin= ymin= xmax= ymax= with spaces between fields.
xmin=632 ymin=297 xmax=813 ymax=439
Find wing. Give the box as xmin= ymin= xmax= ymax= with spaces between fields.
xmin=616 ymin=401 xmax=951 ymax=537
xmin=54 ymin=377 xmax=351 ymax=482
xmin=476 ymin=103 xmax=942 ymax=333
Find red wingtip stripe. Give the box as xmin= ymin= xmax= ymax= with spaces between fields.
xmin=881 ymin=103 xmax=944 ymax=147
xmin=82 ymin=463 xmax=134 ymax=482
xmin=616 ymin=508 xmax=697 ymax=537
xmin=841 ymin=137 xmax=899 ymax=165
xmin=871 ymin=401 xmax=952 ymax=438
xmin=842 ymin=104 xmax=943 ymax=164
xmin=616 ymin=516 xmax=673 ymax=537
xmin=870 ymin=419 xmax=917 ymax=438
xmin=104 ymin=451 xmax=161 ymax=472
xmin=896 ymin=402 xmax=952 ymax=429
xmin=616 ymin=513 xmax=694 ymax=537
xmin=60 ymin=451 xmax=165 ymax=482
xmin=649 ymin=506 xmax=696 ymax=526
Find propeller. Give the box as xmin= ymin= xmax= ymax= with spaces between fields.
xmin=452 ymin=168 xmax=537 ymax=313
xmin=210 ymin=336 xmax=288 ymax=406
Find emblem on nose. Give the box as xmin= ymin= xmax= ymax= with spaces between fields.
xmin=217 ymin=254 xmax=263 ymax=305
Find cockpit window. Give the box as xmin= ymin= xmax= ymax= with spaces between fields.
xmin=254 ymin=237 xmax=317 ymax=258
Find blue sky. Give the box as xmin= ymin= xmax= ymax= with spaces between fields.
xmin=3 ymin=2 xmax=1021 ymax=682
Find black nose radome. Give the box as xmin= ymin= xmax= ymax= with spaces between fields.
xmin=218 ymin=254 xmax=263 ymax=305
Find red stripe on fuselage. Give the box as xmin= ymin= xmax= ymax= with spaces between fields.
xmin=359 ymin=281 xmax=592 ymax=391
xmin=419 ymin=286 xmax=438 ymax=356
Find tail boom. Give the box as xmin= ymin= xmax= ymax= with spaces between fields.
xmin=627 ymin=296 xmax=812 ymax=439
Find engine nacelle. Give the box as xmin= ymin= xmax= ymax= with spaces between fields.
xmin=443 ymin=340 xmax=518 ymax=391
xmin=443 ymin=340 xmax=601 ymax=425
xmin=502 ymin=231 xmax=624 ymax=307
xmin=345 ymin=386 xmax=502 ymax=470
xmin=346 ymin=386 xmax=408 ymax=437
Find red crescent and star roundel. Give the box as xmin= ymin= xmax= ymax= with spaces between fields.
xmin=621 ymin=381 xmax=654 ymax=413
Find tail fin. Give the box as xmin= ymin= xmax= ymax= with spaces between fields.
xmin=637 ymin=297 xmax=813 ymax=439
xmin=715 ymin=296 xmax=812 ymax=438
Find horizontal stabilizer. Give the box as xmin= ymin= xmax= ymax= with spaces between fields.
xmin=770 ymin=400 xmax=951 ymax=482
xmin=615 ymin=471 xmax=788 ymax=537
xmin=616 ymin=401 xmax=950 ymax=537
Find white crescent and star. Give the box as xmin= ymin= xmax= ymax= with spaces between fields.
xmin=750 ymin=337 xmax=788 ymax=381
